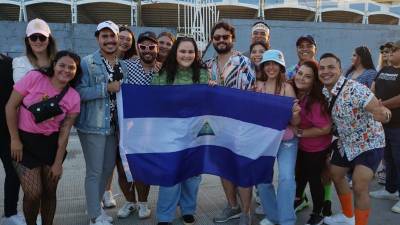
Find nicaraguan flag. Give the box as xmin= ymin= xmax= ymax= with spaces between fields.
xmin=117 ymin=84 xmax=293 ymax=187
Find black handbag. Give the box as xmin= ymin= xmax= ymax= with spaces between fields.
xmin=23 ymin=86 xmax=69 ymax=123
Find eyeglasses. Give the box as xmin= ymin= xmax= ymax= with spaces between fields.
xmin=212 ymin=35 xmax=232 ymax=41
xmin=29 ymin=34 xmax=47 ymax=42
xmin=381 ymin=50 xmax=389 ymax=54
xmin=138 ymin=44 xmax=157 ymax=51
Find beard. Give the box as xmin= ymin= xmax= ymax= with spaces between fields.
xmin=213 ymin=42 xmax=233 ymax=54
xmin=140 ymin=52 xmax=157 ymax=64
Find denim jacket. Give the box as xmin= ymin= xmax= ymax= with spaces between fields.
xmin=75 ymin=50 xmax=128 ymax=135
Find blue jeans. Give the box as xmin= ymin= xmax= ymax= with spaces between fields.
xmin=257 ymin=138 xmax=298 ymax=225
xmin=384 ymin=127 xmax=400 ymax=195
xmin=156 ymin=176 xmax=201 ymax=222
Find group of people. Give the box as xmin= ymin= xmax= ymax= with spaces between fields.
xmin=0 ymin=17 xmax=399 ymax=225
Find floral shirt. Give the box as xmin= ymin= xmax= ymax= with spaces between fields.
xmin=322 ymin=76 xmax=385 ymax=161
xmin=206 ymin=51 xmax=255 ymax=90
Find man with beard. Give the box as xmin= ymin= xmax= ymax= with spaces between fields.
xmin=206 ymin=21 xmax=255 ymax=225
xmin=115 ymin=31 xmax=160 ymax=220
xmin=125 ymin=31 xmax=159 ymax=85
xmin=286 ymin=35 xmax=317 ymax=80
xmin=75 ymin=21 xmax=129 ymax=225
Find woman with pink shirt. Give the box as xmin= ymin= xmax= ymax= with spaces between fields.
xmin=293 ymin=60 xmax=332 ymax=225
xmin=6 ymin=51 xmax=81 ymax=225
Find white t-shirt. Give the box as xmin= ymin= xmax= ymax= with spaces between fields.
xmin=12 ymin=56 xmax=35 ymax=82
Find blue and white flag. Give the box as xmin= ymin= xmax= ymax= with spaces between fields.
xmin=117 ymin=84 xmax=293 ymax=187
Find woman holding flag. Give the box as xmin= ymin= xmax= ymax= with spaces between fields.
xmin=255 ymin=50 xmax=301 ymax=225
xmin=151 ymin=34 xmax=209 ymax=225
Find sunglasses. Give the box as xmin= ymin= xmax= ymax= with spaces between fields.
xmin=138 ymin=44 xmax=157 ymax=51
xmin=381 ymin=50 xmax=389 ymax=54
xmin=213 ymin=35 xmax=231 ymax=41
xmin=29 ymin=34 xmax=47 ymax=42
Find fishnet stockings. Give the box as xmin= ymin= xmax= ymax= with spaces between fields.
xmin=14 ymin=163 xmax=59 ymax=225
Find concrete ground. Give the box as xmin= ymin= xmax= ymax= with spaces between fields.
xmin=1 ymin=134 xmax=400 ymax=225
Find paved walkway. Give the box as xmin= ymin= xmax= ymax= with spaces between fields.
xmin=1 ymin=134 xmax=400 ymax=225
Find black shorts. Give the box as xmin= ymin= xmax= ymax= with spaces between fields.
xmin=19 ymin=130 xmax=59 ymax=169
xmin=330 ymin=147 xmax=383 ymax=173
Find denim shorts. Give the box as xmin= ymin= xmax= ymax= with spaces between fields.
xmin=330 ymin=147 xmax=383 ymax=172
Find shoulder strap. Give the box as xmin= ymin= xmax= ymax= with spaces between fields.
xmin=328 ymin=79 xmax=348 ymax=115
xmin=54 ymin=85 xmax=69 ymax=102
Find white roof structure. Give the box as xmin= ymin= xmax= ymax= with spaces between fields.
xmin=0 ymin=0 xmax=399 ymax=26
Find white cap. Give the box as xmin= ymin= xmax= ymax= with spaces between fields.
xmin=96 ymin=21 xmax=119 ymax=35
xmin=26 ymin=18 xmax=51 ymax=37
xmin=260 ymin=49 xmax=286 ymax=68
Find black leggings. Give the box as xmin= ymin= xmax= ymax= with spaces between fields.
xmin=295 ymin=148 xmax=329 ymax=215
xmin=0 ymin=140 xmax=20 ymax=217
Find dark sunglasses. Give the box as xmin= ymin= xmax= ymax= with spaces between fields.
xmin=138 ymin=44 xmax=157 ymax=51
xmin=29 ymin=34 xmax=47 ymax=42
xmin=213 ymin=35 xmax=231 ymax=41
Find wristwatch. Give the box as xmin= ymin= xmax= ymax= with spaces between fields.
xmin=296 ymin=128 xmax=303 ymax=137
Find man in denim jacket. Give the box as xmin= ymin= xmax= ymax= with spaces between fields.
xmin=75 ymin=21 xmax=128 ymax=225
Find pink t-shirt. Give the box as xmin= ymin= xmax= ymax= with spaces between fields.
xmin=298 ymin=98 xmax=332 ymax=152
xmin=14 ymin=70 xmax=80 ymax=136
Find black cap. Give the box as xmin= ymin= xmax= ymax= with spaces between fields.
xmin=296 ymin=35 xmax=316 ymax=47
xmin=138 ymin=31 xmax=158 ymax=44
xmin=380 ymin=42 xmax=394 ymax=50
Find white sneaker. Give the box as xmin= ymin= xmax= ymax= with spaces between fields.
xmin=2 ymin=214 xmax=26 ymax=225
xmin=370 ymin=189 xmax=399 ymax=200
xmin=255 ymin=205 xmax=264 ymax=215
xmin=117 ymin=202 xmax=137 ymax=218
xmin=102 ymin=191 xmax=117 ymax=208
xmin=100 ymin=208 xmax=113 ymax=223
xmin=259 ymin=217 xmax=274 ymax=225
xmin=391 ymin=200 xmax=400 ymax=213
xmin=138 ymin=202 xmax=151 ymax=219
xmin=324 ymin=213 xmax=355 ymax=225
xmin=36 ymin=214 xmax=41 ymax=225
xmin=89 ymin=216 xmax=112 ymax=225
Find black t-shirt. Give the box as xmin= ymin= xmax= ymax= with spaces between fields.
xmin=375 ymin=66 xmax=400 ymax=128
xmin=0 ymin=54 xmax=13 ymax=139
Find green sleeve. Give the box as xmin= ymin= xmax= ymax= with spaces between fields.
xmin=199 ymin=69 xmax=210 ymax=84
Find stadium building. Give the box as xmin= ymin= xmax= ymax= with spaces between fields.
xmin=0 ymin=0 xmax=400 ymax=26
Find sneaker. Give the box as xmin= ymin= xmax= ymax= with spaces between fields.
xmin=182 ymin=214 xmax=195 ymax=225
xmin=238 ymin=213 xmax=251 ymax=225
xmin=259 ymin=217 xmax=274 ymax=225
xmin=100 ymin=209 xmax=113 ymax=223
xmin=305 ymin=213 xmax=324 ymax=225
xmin=102 ymin=191 xmax=117 ymax=208
xmin=2 ymin=214 xmax=26 ymax=225
xmin=255 ymin=204 xmax=264 ymax=215
xmin=138 ymin=202 xmax=151 ymax=219
xmin=89 ymin=216 xmax=112 ymax=225
xmin=324 ymin=213 xmax=355 ymax=225
xmin=370 ymin=189 xmax=399 ymax=200
xmin=294 ymin=196 xmax=309 ymax=213
xmin=36 ymin=214 xmax=41 ymax=225
xmin=322 ymin=200 xmax=332 ymax=217
xmin=213 ymin=206 xmax=241 ymax=223
xmin=117 ymin=202 xmax=136 ymax=218
xmin=391 ymin=200 xmax=400 ymax=214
